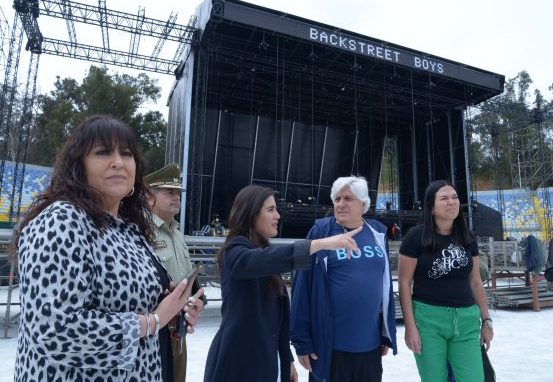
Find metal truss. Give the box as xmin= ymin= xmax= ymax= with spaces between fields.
xmin=509 ymin=124 xmax=553 ymax=190
xmin=508 ymin=121 xmax=553 ymax=240
xmin=0 ymin=8 xmax=10 ymax=72
xmin=129 ymin=6 xmax=145 ymax=56
xmin=187 ymin=48 xmax=210 ymax=232
xmin=0 ymin=11 xmax=24 ymax=200
xmin=0 ymin=0 xmax=198 ymax=224
xmin=8 ymin=52 xmax=40 ymax=221
xmin=490 ymin=123 xmax=506 ymax=230
xmin=97 ymin=0 xmax=109 ymax=50
xmin=173 ymin=14 xmax=197 ymax=61
xmin=60 ymin=0 xmax=77 ymax=46
xmin=0 ymin=6 xmax=40 ymax=221
xmin=152 ymin=12 xmax=177 ymax=59
xmin=41 ymin=37 xmax=178 ymax=74
xmin=39 ymin=0 xmax=195 ymax=43
xmin=13 ymin=0 xmax=42 ymax=53
xmin=12 ymin=0 xmax=198 ymax=75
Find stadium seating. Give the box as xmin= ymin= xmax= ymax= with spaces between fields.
xmin=375 ymin=192 xmax=399 ymax=210
xmin=0 ymin=161 xmax=52 ymax=221
xmin=474 ymin=188 xmax=553 ymax=240
xmin=0 ymin=161 xmax=551 ymax=241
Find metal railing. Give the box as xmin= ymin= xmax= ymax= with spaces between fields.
xmin=184 ymin=236 xmax=300 ymax=287
xmin=2 ymin=229 xmax=549 ymax=335
xmin=1 ymin=250 xmax=19 ymax=338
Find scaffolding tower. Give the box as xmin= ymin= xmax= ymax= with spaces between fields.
xmin=0 ymin=0 xmax=199 ymax=224
xmin=508 ymin=118 xmax=553 ymax=240
xmin=0 ymin=8 xmax=24 ymax=214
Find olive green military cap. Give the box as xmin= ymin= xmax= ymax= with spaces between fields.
xmin=144 ymin=163 xmax=184 ymax=191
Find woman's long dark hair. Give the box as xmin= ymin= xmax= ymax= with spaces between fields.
xmin=421 ymin=180 xmax=474 ymax=250
xmin=216 ymin=185 xmax=283 ymax=295
xmin=13 ymin=115 xmax=154 ymax=249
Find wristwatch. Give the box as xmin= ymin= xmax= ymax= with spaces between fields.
xmin=481 ymin=317 xmax=493 ymax=330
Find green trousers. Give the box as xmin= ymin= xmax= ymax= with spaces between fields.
xmin=413 ymin=301 xmax=484 ymax=382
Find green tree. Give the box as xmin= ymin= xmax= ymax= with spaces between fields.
xmin=131 ymin=110 xmax=167 ymax=171
xmin=468 ymin=71 xmax=553 ymax=190
xmin=28 ymin=66 xmax=167 ymax=172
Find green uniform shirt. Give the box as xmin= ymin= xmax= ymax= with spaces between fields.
xmin=152 ymin=214 xmax=193 ymax=282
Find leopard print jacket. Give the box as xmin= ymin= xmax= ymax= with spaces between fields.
xmin=15 ymin=201 xmax=164 ymax=382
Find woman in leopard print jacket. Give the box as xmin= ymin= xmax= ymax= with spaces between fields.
xmin=13 ymin=115 xmax=202 ymax=382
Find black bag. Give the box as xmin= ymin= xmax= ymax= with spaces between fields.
xmin=545 ymin=241 xmax=553 ymax=281
xmin=481 ymin=346 xmax=496 ymax=382
xmin=546 ymin=266 xmax=553 ymax=282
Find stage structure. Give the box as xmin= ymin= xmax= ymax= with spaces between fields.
xmin=508 ymin=118 xmax=552 ymax=240
xmin=167 ymin=0 xmax=505 ymax=237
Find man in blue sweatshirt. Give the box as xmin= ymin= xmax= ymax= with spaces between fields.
xmin=291 ymin=176 xmax=397 ymax=382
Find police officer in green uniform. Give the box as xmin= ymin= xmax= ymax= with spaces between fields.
xmin=145 ymin=163 xmax=206 ymax=382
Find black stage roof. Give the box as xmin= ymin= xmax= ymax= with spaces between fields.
xmin=195 ymin=0 xmax=504 ymax=126
xmin=171 ymin=0 xmax=505 ymax=235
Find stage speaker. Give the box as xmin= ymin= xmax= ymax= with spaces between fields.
xmin=471 ymin=201 xmax=503 ymax=240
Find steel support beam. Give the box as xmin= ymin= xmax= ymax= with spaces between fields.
xmin=61 ymin=0 xmax=77 ymax=45
xmin=97 ymin=0 xmax=110 ymax=50
xmin=0 ymin=12 xmax=23 ymax=198
xmin=40 ymin=0 xmax=195 ymax=43
xmin=151 ymin=12 xmax=176 ymax=58
xmin=128 ymin=6 xmax=145 ymax=56
xmin=41 ymin=37 xmax=179 ymax=74
xmin=9 ymin=52 xmax=39 ymax=220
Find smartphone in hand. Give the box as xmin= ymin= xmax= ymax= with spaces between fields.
xmin=176 ymin=264 xmax=203 ymax=343
xmin=178 ymin=263 xmax=203 ymax=285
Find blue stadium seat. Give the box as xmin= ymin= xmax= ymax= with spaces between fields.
xmin=0 ymin=161 xmax=52 ymax=221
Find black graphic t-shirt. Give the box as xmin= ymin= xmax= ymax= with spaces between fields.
xmin=400 ymin=224 xmax=478 ymax=307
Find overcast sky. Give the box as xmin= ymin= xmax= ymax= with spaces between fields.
xmin=2 ymin=0 xmax=552 ymax=119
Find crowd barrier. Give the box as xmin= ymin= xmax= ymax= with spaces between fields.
xmin=2 ymin=234 xmax=551 ymax=337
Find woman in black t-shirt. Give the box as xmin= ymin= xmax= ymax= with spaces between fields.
xmin=398 ymin=180 xmax=493 ymax=382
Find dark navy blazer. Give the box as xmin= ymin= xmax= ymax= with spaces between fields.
xmin=204 ymin=236 xmax=311 ymax=382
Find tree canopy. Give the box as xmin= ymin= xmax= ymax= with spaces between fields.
xmin=467 ymin=71 xmax=553 ymax=190
xmin=28 ymin=65 xmax=167 ymax=173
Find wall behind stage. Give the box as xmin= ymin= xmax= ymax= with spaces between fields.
xmin=184 ymin=107 xmax=386 ymax=235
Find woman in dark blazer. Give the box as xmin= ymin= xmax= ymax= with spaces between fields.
xmin=204 ymin=185 xmax=361 ymax=382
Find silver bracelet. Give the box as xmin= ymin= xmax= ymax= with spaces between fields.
xmin=153 ymin=313 xmax=161 ymax=336
xmin=145 ymin=314 xmax=152 ymax=338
